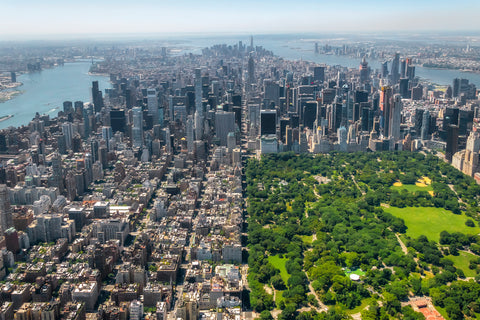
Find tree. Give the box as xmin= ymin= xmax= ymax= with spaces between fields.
xmin=259 ymin=310 xmax=274 ymax=320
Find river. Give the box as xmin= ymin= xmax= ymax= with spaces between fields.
xmin=0 ymin=61 xmax=111 ymax=129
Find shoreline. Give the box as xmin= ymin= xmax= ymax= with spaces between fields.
xmin=0 ymin=90 xmax=24 ymax=103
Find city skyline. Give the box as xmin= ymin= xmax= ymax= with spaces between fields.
xmin=1 ymin=0 xmax=480 ymax=39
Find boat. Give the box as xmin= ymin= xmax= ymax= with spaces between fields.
xmin=0 ymin=114 xmax=13 ymax=122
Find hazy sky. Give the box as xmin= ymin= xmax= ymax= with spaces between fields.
xmin=1 ymin=0 xmax=479 ymax=38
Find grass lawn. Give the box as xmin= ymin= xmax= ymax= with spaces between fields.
xmin=392 ymin=183 xmax=433 ymax=193
xmin=346 ymin=298 xmax=375 ymax=314
xmin=275 ymin=290 xmax=284 ymax=305
xmin=301 ymin=235 xmax=314 ymax=245
xmin=268 ymin=255 xmax=290 ymax=283
xmin=344 ymin=268 xmax=366 ymax=277
xmin=446 ymin=251 xmax=479 ymax=278
xmin=385 ymin=206 xmax=480 ymax=243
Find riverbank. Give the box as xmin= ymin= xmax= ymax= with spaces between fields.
xmin=0 ymin=90 xmax=24 ymax=103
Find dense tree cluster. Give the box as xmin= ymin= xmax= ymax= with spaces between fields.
xmin=246 ymin=152 xmax=480 ymax=319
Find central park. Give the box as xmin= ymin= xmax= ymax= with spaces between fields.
xmin=245 ymin=152 xmax=480 ymax=320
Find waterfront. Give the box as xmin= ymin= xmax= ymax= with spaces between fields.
xmin=0 ymin=61 xmax=111 ymax=129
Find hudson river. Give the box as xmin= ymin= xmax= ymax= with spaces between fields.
xmin=0 ymin=61 xmax=111 ymax=129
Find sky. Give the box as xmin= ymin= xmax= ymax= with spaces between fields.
xmin=1 ymin=0 xmax=480 ymax=39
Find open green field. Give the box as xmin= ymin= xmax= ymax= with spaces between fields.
xmin=391 ymin=183 xmax=433 ymax=193
xmin=385 ymin=206 xmax=480 ymax=242
xmin=447 ymin=251 xmax=479 ymax=278
xmin=301 ymin=235 xmax=314 ymax=245
xmin=345 ymin=268 xmax=366 ymax=277
xmin=275 ymin=290 xmax=284 ymax=305
xmin=268 ymin=255 xmax=290 ymax=283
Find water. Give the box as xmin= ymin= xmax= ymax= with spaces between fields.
xmin=0 ymin=61 xmax=111 ymax=129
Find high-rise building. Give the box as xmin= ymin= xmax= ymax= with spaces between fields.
xmin=390 ymin=94 xmax=402 ymax=141
xmin=215 ymin=111 xmax=235 ymax=146
xmin=62 ymin=122 xmax=73 ymax=150
xmin=63 ymin=101 xmax=73 ymax=114
xmin=92 ymin=81 xmax=104 ymax=112
xmin=446 ymin=124 xmax=459 ymax=162
xmin=248 ymin=55 xmax=255 ymax=85
xmin=186 ymin=115 xmax=194 ymax=153
xmin=132 ymin=107 xmax=143 ymax=148
xmin=313 ymin=66 xmax=325 ymax=83
xmin=0 ymin=184 xmax=13 ymax=236
xmin=380 ymin=86 xmax=393 ymax=138
xmin=102 ymin=126 xmax=113 ymax=150
xmin=110 ymin=108 xmax=126 ymax=133
xmin=390 ymin=53 xmax=400 ymax=84
xmin=359 ymin=57 xmax=369 ymax=83
xmin=194 ymin=69 xmax=204 ymax=139
xmin=381 ymin=61 xmax=389 ymax=78
xmin=260 ymin=110 xmax=277 ymax=135
xmin=147 ymin=89 xmax=159 ymax=125
xmin=421 ymin=110 xmax=430 ymax=140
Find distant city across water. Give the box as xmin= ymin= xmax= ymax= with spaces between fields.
xmin=0 ymin=61 xmax=111 ymax=129
xmin=175 ymin=34 xmax=480 ymax=87
xmin=2 ymin=34 xmax=480 ymax=129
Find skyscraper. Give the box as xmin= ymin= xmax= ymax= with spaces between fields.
xmin=380 ymin=86 xmax=393 ymax=138
xmin=62 ymin=122 xmax=73 ymax=150
xmin=260 ymin=110 xmax=277 ymax=135
xmin=313 ymin=66 xmax=325 ymax=83
xmin=0 ymin=184 xmax=12 ymax=236
xmin=248 ymin=55 xmax=255 ymax=85
xmin=102 ymin=126 xmax=113 ymax=150
xmin=147 ymin=89 xmax=159 ymax=125
xmin=446 ymin=124 xmax=459 ymax=162
xmin=215 ymin=111 xmax=236 ymax=146
xmin=390 ymin=53 xmax=400 ymax=84
xmin=186 ymin=115 xmax=194 ymax=153
xmin=92 ymin=81 xmax=104 ymax=113
xmin=132 ymin=107 xmax=143 ymax=148
xmin=390 ymin=94 xmax=402 ymax=141
xmin=359 ymin=57 xmax=369 ymax=83
xmin=421 ymin=110 xmax=430 ymax=140
xmin=194 ymin=68 xmax=204 ymax=140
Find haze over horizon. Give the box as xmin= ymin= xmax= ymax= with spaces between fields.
xmin=1 ymin=0 xmax=480 ymax=39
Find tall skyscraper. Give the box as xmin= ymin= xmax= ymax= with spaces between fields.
xmin=248 ymin=55 xmax=255 ymax=85
xmin=62 ymin=122 xmax=73 ymax=150
xmin=446 ymin=124 xmax=459 ymax=162
xmin=390 ymin=53 xmax=400 ymax=84
xmin=132 ymin=107 xmax=143 ymax=148
xmin=186 ymin=115 xmax=194 ymax=153
xmin=421 ymin=110 xmax=430 ymax=140
xmin=359 ymin=57 xmax=369 ymax=83
xmin=0 ymin=184 xmax=12 ymax=236
xmin=92 ymin=81 xmax=104 ymax=112
xmin=147 ymin=89 xmax=159 ymax=125
xmin=390 ymin=94 xmax=402 ymax=141
xmin=380 ymin=86 xmax=393 ymax=138
xmin=381 ymin=61 xmax=389 ymax=78
xmin=194 ymin=68 xmax=204 ymax=140
xmin=102 ymin=126 xmax=113 ymax=150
